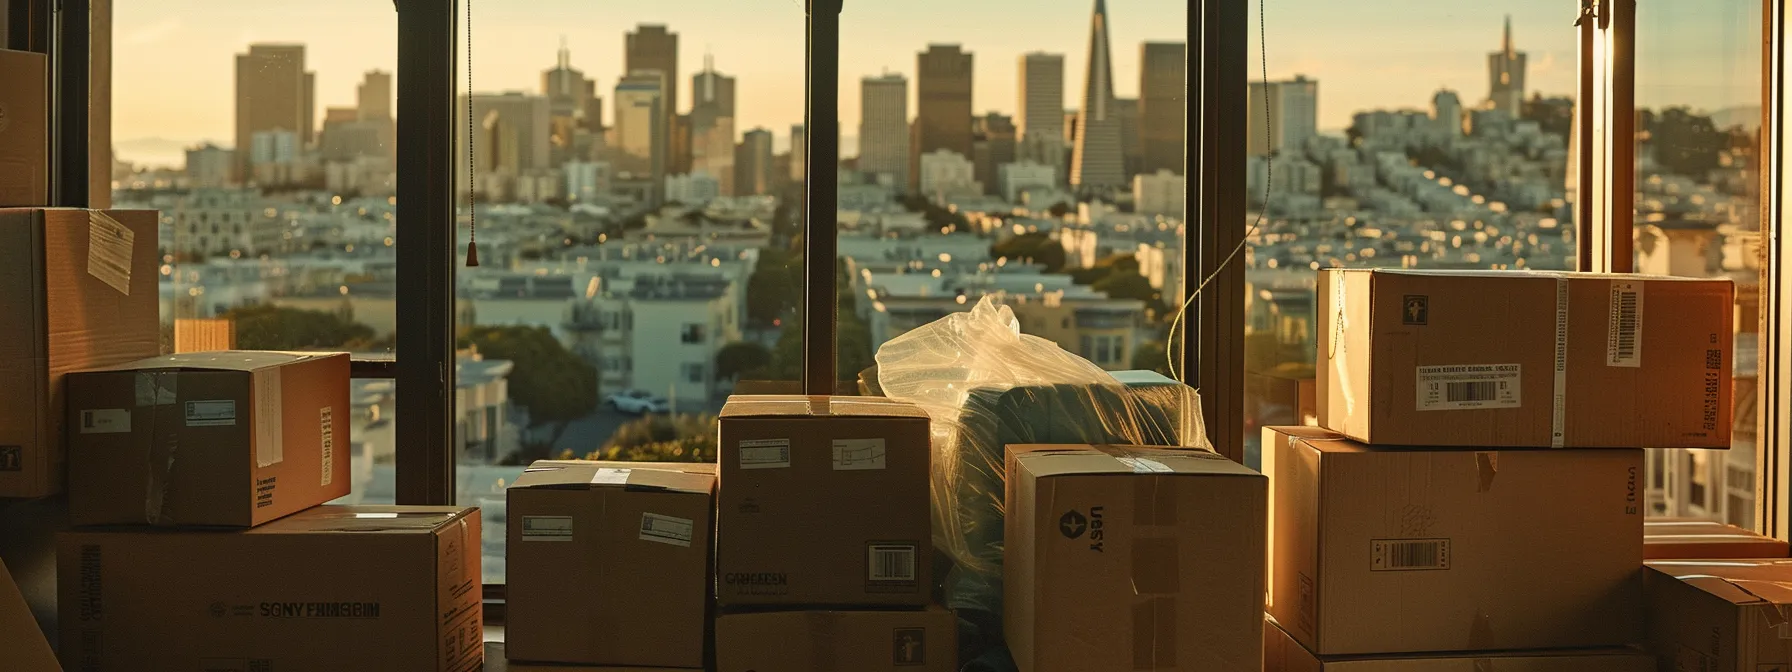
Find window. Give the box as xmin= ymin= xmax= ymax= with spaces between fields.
xmin=1239 ymin=2 xmax=1577 ymax=469
xmin=1634 ymin=0 xmax=1764 ymax=525
xmin=453 ymin=1 xmax=805 ymax=583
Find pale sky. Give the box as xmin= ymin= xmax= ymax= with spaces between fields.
xmin=113 ymin=0 xmax=1761 ymax=167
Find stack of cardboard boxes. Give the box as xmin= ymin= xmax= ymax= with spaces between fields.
xmin=1264 ymin=268 xmax=1734 ymax=670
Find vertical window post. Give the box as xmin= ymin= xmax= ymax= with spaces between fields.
xmin=1184 ymin=0 xmax=1247 ymax=462
xmin=804 ymin=0 xmax=841 ymax=394
xmin=1762 ymin=0 xmax=1789 ymax=539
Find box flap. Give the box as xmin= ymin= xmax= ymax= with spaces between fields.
xmin=1008 ymin=444 xmax=1257 ymax=478
xmin=0 ymin=557 xmax=59 ymax=672
xmin=79 ymin=351 xmax=343 ymax=374
xmin=1649 ymin=560 xmax=1792 ymax=606
xmin=1335 ymin=267 xmax=1726 ymax=284
xmin=247 ymin=505 xmax=473 ymax=534
xmin=511 ymin=460 xmax=715 ymax=494
xmin=719 ymin=394 xmax=929 ymax=419
xmin=1261 ymin=426 xmax=1380 ymax=455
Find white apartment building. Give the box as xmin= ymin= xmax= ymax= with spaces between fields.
xmin=1133 ymin=169 xmax=1186 ymax=217
xmin=666 ymin=172 xmax=722 ymax=204
xmin=999 ymin=161 xmax=1058 ymax=203
xmin=918 ymin=149 xmax=981 ymax=202
xmin=169 ymin=188 xmax=285 ymax=258
xmin=564 ymin=161 xmax=612 ymax=204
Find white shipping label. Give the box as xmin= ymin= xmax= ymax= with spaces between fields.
xmin=78 ymin=409 xmax=130 ymax=434
xmin=521 ymin=516 xmax=574 ymax=541
xmin=1607 ymin=280 xmax=1645 ymax=368
xmin=185 ymin=400 xmax=237 ymax=426
xmin=591 ymin=468 xmax=632 ymax=486
xmin=254 ymin=368 xmax=283 ymax=467
xmin=868 ymin=544 xmax=918 ymax=582
xmin=831 ymin=438 xmax=887 ymax=471
xmin=1416 ymin=364 xmax=1522 ymax=411
xmin=87 ymin=211 xmax=134 ymax=296
xmin=738 ymin=438 xmax=791 ymax=469
xmin=638 ymin=513 xmax=695 ymax=547
xmin=319 ymin=407 xmax=334 ymax=487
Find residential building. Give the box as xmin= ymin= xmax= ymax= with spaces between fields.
xmin=248 ymin=129 xmax=304 ymax=186
xmin=1433 ymin=89 xmax=1464 ymax=137
xmin=919 ymin=149 xmax=979 ymax=201
xmin=734 ymin=128 xmax=774 ymax=196
xmin=972 ymin=113 xmax=1016 ymax=197
xmin=1018 ymin=52 xmax=1067 ymax=167
xmin=185 ymin=143 xmax=234 ymax=188
xmin=1133 ymin=169 xmax=1185 ymax=217
xmin=859 ymin=73 xmax=910 ymax=192
xmin=234 ymin=44 xmax=314 ymax=181
xmin=1488 ymin=16 xmax=1528 ymax=116
xmin=169 ymin=188 xmax=284 ymax=258
xmin=563 ymin=160 xmax=612 ymax=203
xmin=626 ymin=25 xmax=681 ymax=173
xmin=1070 ymin=0 xmax=1127 ymax=192
xmin=1139 ymin=42 xmax=1186 ymax=174
xmin=666 ymin=172 xmax=721 ymax=204
xmin=1246 ymin=76 xmax=1318 ymax=156
xmin=456 ymin=355 xmax=518 ymax=465
xmin=999 ymin=161 xmax=1057 ymax=203
xmin=914 ymin=45 xmax=974 ymax=191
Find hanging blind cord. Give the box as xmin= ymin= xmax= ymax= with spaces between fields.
xmin=464 ymin=0 xmax=480 ymax=266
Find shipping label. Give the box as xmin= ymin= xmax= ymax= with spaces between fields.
xmin=638 ymin=513 xmax=695 ymax=547
xmin=1415 ymin=364 xmax=1521 ymax=411
xmin=520 ymin=515 xmax=574 ymax=541
xmin=832 ymin=438 xmax=886 ymax=470
xmin=1607 ymin=280 xmax=1644 ymax=367
xmin=738 ymin=438 xmax=791 ymax=469
xmin=1370 ymin=538 xmax=1451 ymax=571
xmin=78 ymin=409 xmax=131 ymax=434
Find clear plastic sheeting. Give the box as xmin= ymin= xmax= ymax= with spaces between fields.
xmin=874 ymin=295 xmax=1209 ymax=618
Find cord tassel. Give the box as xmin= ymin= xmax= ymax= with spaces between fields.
xmin=466 ymin=240 xmax=480 ymax=267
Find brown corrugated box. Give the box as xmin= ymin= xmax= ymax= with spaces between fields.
xmin=716 ymin=395 xmax=931 ymax=608
xmin=1263 ymin=616 xmax=1654 ymax=671
xmin=714 ymin=605 xmax=957 ymax=671
xmin=1004 ymin=444 xmax=1266 ymax=672
xmin=57 ymin=505 xmax=483 ymax=672
xmin=1266 ymin=426 xmax=1644 ymax=655
xmin=0 ymin=208 xmax=161 ymax=498
xmin=0 ymin=49 xmax=49 ymax=206
xmin=1318 ymin=269 xmax=1733 ymax=448
xmin=1644 ymin=519 xmax=1789 ymax=560
xmin=1646 ymin=559 xmax=1792 ymax=671
xmin=0 ymin=557 xmax=59 ymax=672
xmin=485 ymin=642 xmax=696 ymax=671
xmin=64 ymin=351 xmax=352 ymax=527
xmin=506 ymin=460 xmax=715 ymax=668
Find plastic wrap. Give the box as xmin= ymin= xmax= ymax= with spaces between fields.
xmin=874 ymin=295 xmax=1209 ymax=619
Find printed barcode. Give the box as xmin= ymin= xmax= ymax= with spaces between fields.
xmin=82 ymin=411 xmax=94 ymax=429
xmin=869 ymin=544 xmax=916 ymax=582
xmin=1445 ymin=381 xmax=1497 ymax=402
xmin=1614 ymin=290 xmax=1639 ymax=360
xmin=1372 ymin=538 xmax=1450 ymax=571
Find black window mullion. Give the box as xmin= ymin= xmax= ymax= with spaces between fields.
xmin=1185 ymin=0 xmax=1247 ymax=463
xmin=803 ymin=0 xmax=841 ymax=394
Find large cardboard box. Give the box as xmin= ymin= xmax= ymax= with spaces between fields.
xmin=0 ymin=208 xmax=161 ymax=498
xmin=714 ymin=605 xmax=957 ymax=672
xmin=1318 ymin=269 xmax=1733 ymax=448
xmin=716 ymin=395 xmax=931 ymax=608
xmin=0 ymin=557 xmax=59 ymax=672
xmin=1644 ymin=519 xmax=1789 ymax=559
xmin=485 ymin=642 xmax=698 ymax=671
xmin=1267 ymin=426 xmax=1644 ymax=655
xmin=1646 ymin=559 xmax=1792 ymax=671
xmin=506 ymin=460 xmax=715 ymax=667
xmin=57 ymin=505 xmax=483 ymax=671
xmin=64 ymin=351 xmax=352 ymax=527
xmin=1005 ymin=444 xmax=1266 ymax=672
xmin=1263 ymin=616 xmax=1653 ymax=672
xmin=0 ymin=49 xmax=48 ymax=206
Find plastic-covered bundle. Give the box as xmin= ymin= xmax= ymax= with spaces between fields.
xmin=874 ymin=295 xmax=1208 ymax=620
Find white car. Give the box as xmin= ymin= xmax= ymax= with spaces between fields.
xmin=607 ymin=389 xmax=670 ymax=414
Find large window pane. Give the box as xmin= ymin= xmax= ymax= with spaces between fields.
xmin=1241 ymin=3 xmax=1578 ymax=468
xmin=836 ymin=1 xmax=1189 ymax=387
xmin=1635 ymin=0 xmax=1763 ymax=525
xmin=454 ymin=4 xmax=805 ymax=583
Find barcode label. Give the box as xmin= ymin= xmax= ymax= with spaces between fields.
xmin=319 ymin=407 xmax=334 ymax=487
xmin=1607 ymin=281 xmax=1644 ymax=367
xmin=639 ymin=513 xmax=695 ymax=547
xmin=739 ymin=438 xmax=791 ymax=469
xmin=78 ymin=409 xmax=130 ymax=434
xmin=520 ymin=516 xmax=574 ymax=541
xmin=1371 ymin=538 xmax=1451 ymax=571
xmin=868 ymin=544 xmax=917 ymax=582
xmin=1416 ymin=364 xmax=1521 ymax=411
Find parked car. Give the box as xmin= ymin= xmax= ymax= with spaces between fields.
xmin=607 ymin=389 xmax=670 ymax=414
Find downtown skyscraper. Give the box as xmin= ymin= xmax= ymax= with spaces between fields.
xmin=1139 ymin=42 xmax=1186 ymax=175
xmin=1487 ymin=16 xmax=1527 ymax=116
xmin=615 ymin=71 xmax=667 ymax=204
xmin=626 ymin=25 xmax=681 ymax=175
xmin=1018 ymin=52 xmax=1066 ymax=170
xmin=235 ymin=44 xmax=315 ymax=181
xmin=1069 ymin=0 xmax=1126 ymax=192
xmin=913 ymin=44 xmax=973 ymax=192
xmin=690 ymin=54 xmax=738 ymax=195
xmin=859 ymin=73 xmax=910 ymax=192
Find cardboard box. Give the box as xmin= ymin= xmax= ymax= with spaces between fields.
xmin=506 ymin=460 xmax=716 ymax=667
xmin=64 ymin=351 xmax=352 ymax=527
xmin=1644 ymin=519 xmax=1789 ymax=559
xmin=1005 ymin=444 xmax=1266 ymax=672
xmin=1266 ymin=426 xmax=1644 ymax=655
xmin=57 ymin=505 xmax=483 ymax=671
xmin=0 ymin=557 xmax=59 ymax=672
xmin=1263 ymin=616 xmax=1653 ymax=671
xmin=1318 ymin=269 xmax=1733 ymax=448
xmin=717 ymin=395 xmax=931 ymax=608
xmin=715 ymin=605 xmax=957 ymax=672
xmin=485 ymin=641 xmax=697 ymax=671
xmin=0 ymin=50 xmax=49 ymax=206
xmin=1645 ymin=559 xmax=1792 ymax=671
xmin=0 ymin=208 xmax=161 ymax=498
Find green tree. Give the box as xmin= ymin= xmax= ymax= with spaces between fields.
xmin=1131 ymin=341 xmax=1172 ymax=377
xmin=568 ymin=413 xmax=718 ymax=463
xmin=228 ymin=304 xmax=383 ymax=350
xmin=747 ymin=248 xmax=803 ymax=326
xmin=1048 ymin=201 xmax=1073 ymax=218
xmin=461 ymin=325 xmax=598 ymax=453
xmin=715 ymin=341 xmax=773 ymax=380
xmin=1641 ymin=107 xmax=1725 ymax=177
xmin=990 ymin=232 xmax=1067 ymax=272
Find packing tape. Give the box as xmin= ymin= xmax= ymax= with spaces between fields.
xmin=1132 ymin=537 xmax=1180 ymax=595
xmin=1330 ymin=274 xmax=1355 ymax=417
xmin=1475 ymin=452 xmax=1498 ymax=493
xmin=1679 ymin=575 xmax=1792 ymax=637
xmin=1130 ymin=596 xmax=1177 ymax=670
xmin=1551 ymin=277 xmax=1568 ymax=448
xmin=1132 ymin=473 xmax=1177 ymax=527
xmin=140 ymin=371 xmax=180 ymax=525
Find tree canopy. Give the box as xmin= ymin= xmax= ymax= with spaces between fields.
xmin=228 ymin=304 xmax=384 ymax=350
xmin=461 ymin=325 xmax=597 ymax=451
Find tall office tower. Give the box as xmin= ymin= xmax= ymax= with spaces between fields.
xmin=690 ymin=54 xmax=737 ymax=195
xmin=1069 ymin=0 xmax=1126 ymax=192
xmin=1018 ymin=52 xmax=1066 ymax=166
xmin=972 ymin=113 xmax=1016 ymax=196
xmin=1245 ymin=76 xmax=1318 ymax=156
xmin=1114 ymin=97 xmax=1140 ymax=179
xmin=357 ymin=70 xmax=392 ymax=122
xmin=234 ymin=44 xmax=315 ymax=181
xmin=627 ymin=25 xmax=681 ymax=174
xmin=615 ymin=71 xmax=667 ymax=203
xmin=913 ymin=45 xmax=973 ymax=192
xmin=1432 ymin=88 xmax=1464 ymax=137
xmin=1139 ymin=42 xmax=1186 ymax=174
xmin=542 ymin=41 xmax=598 ymax=166
xmin=859 ymin=73 xmax=910 ymax=192
xmin=453 ymin=92 xmax=551 ymax=193
xmin=1487 ymin=16 xmax=1527 ymax=116
xmin=790 ymin=124 xmax=808 ymax=182
xmin=735 ymin=128 xmax=774 ymax=196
